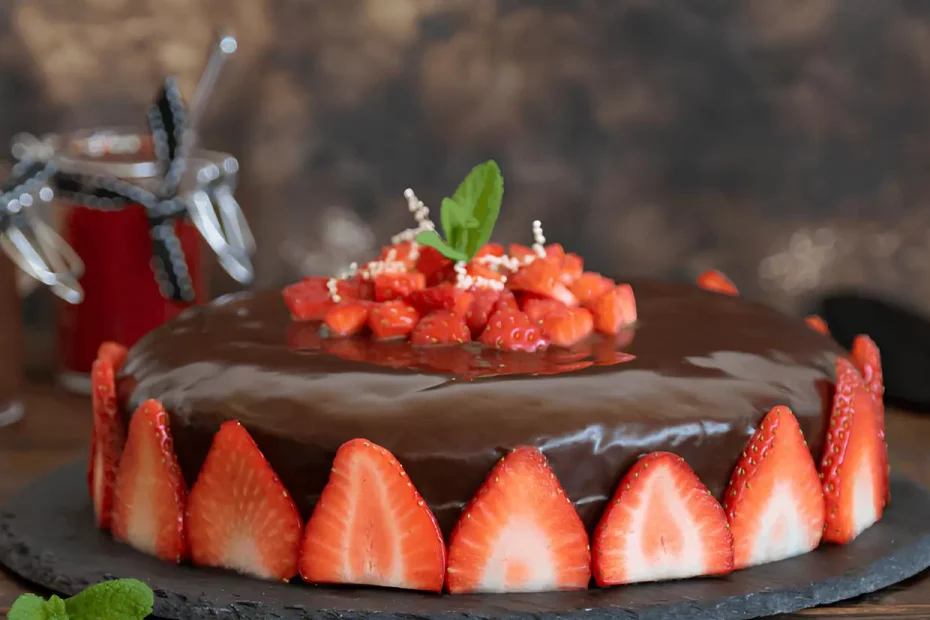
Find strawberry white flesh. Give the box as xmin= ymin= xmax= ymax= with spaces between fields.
xmin=300 ymin=438 xmax=446 ymax=592
xmin=446 ymin=447 xmax=590 ymax=594
xmin=187 ymin=420 xmax=303 ymax=581
xmin=111 ymin=400 xmax=187 ymax=562
xmin=724 ymin=406 xmax=825 ymax=569
xmin=594 ymin=452 xmax=733 ymax=585
xmin=821 ymin=358 xmax=884 ymax=543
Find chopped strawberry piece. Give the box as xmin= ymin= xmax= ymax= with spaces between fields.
xmin=492 ymin=288 xmax=519 ymax=313
xmin=593 ymin=452 xmax=733 ymax=585
xmin=368 ymin=301 xmax=419 ymax=340
xmin=446 ymin=447 xmax=590 ymax=594
xmin=479 ymin=308 xmax=548 ymax=352
xmin=851 ymin=334 xmax=888 ymax=505
xmin=820 ymin=358 xmax=885 ymax=544
xmin=187 ymin=420 xmax=303 ymax=581
xmin=570 ymin=272 xmax=614 ymax=306
xmin=474 ymin=243 xmax=506 ymax=259
xmin=465 ymin=261 xmax=505 ymax=285
xmin=406 ymin=283 xmax=474 ymax=317
xmin=509 ymin=258 xmax=578 ymax=307
xmin=805 ymin=315 xmax=830 ymax=335
xmin=97 ymin=341 xmax=128 ymax=371
xmin=374 ymin=272 xmax=426 ymax=302
xmin=415 ymin=246 xmax=455 ymax=285
xmin=465 ymin=288 xmax=501 ymax=337
xmin=590 ymin=284 xmax=637 ymax=334
xmin=411 ymin=310 xmax=472 ymax=346
xmin=697 ymin=269 xmax=739 ymax=296
xmin=324 ymin=301 xmax=371 ymax=337
xmin=380 ymin=242 xmax=417 ymax=267
xmin=542 ymin=308 xmax=594 ymax=348
xmin=560 ymin=253 xmax=584 ymax=284
xmin=723 ymin=406 xmax=825 ymax=569
xmin=545 ymin=243 xmax=566 ymax=260
xmin=89 ymin=357 xmax=126 ymax=531
xmin=520 ymin=294 xmax=568 ymax=324
xmin=508 ymin=243 xmax=536 ymax=265
xmin=300 ymin=439 xmax=446 ymax=592
xmin=282 ymin=277 xmax=371 ymax=321
xmin=111 ymin=400 xmax=187 ymax=563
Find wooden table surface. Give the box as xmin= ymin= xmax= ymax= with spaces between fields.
xmin=1 ymin=381 xmax=930 ymax=619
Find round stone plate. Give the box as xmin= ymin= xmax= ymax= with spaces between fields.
xmin=2 ymin=460 xmax=930 ymax=620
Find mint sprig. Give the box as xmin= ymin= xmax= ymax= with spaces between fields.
xmin=9 ymin=579 xmax=154 ymax=620
xmin=416 ymin=160 xmax=504 ymax=262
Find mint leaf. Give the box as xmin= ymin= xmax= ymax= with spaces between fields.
xmin=440 ymin=197 xmax=465 ymax=251
xmin=64 ymin=579 xmax=153 ymax=620
xmin=415 ymin=229 xmax=469 ymax=262
xmin=8 ymin=594 xmax=47 ymax=620
xmin=8 ymin=594 xmax=68 ymax=620
xmin=452 ymin=160 xmax=504 ymax=257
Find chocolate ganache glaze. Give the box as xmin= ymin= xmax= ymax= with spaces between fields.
xmin=117 ymin=279 xmax=843 ymax=536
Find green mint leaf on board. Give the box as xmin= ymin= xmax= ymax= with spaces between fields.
xmin=415 ymin=229 xmax=469 ymax=262
xmin=8 ymin=593 xmax=68 ymax=620
xmin=451 ymin=160 xmax=504 ymax=258
xmin=64 ymin=579 xmax=154 ymax=620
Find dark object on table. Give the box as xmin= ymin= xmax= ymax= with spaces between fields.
xmin=817 ymin=293 xmax=930 ymax=411
xmin=3 ymin=460 xmax=930 ymax=620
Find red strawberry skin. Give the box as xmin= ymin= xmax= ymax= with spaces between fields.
xmin=697 ymin=269 xmax=738 ymax=296
xmin=805 ymin=315 xmax=830 ymax=336
xmin=542 ymin=308 xmax=594 ymax=347
xmin=411 ymin=310 xmax=472 ymax=346
xmin=593 ymin=452 xmax=733 ymax=586
xmin=187 ymin=420 xmax=303 ymax=581
xmin=520 ymin=295 xmax=567 ymax=324
xmin=97 ymin=341 xmax=128 ymax=371
xmin=723 ymin=406 xmax=825 ymax=569
xmin=324 ymin=302 xmax=371 ymax=337
xmin=590 ymin=284 xmax=637 ymax=334
xmin=111 ymin=400 xmax=187 ymax=563
xmin=571 ymin=272 xmax=614 ymax=306
xmin=464 ymin=288 xmax=501 ymax=337
xmin=283 ymin=277 xmax=371 ymax=321
xmin=446 ymin=447 xmax=591 ymax=594
xmin=374 ymin=272 xmax=426 ymax=302
xmin=300 ymin=439 xmax=446 ymax=592
xmin=510 ymin=258 xmax=578 ymax=307
xmin=406 ymin=283 xmax=474 ymax=318
xmin=368 ymin=301 xmax=419 ymax=340
xmin=479 ymin=309 xmax=548 ymax=352
xmin=89 ymin=354 xmax=126 ymax=531
xmin=851 ymin=334 xmax=888 ymax=505
xmin=820 ymin=358 xmax=884 ymax=544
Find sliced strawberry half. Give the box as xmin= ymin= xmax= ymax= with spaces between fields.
xmin=300 ymin=439 xmax=446 ymax=592
xmin=593 ymin=452 xmax=733 ymax=586
xmin=542 ymin=308 xmax=594 ymax=348
xmin=479 ymin=308 xmax=548 ymax=352
xmin=820 ymin=357 xmax=885 ymax=543
xmin=97 ymin=341 xmax=128 ymax=370
xmin=509 ymin=258 xmax=578 ymax=307
xmin=88 ymin=346 xmax=127 ymax=531
xmin=368 ymin=300 xmax=419 ymax=340
xmin=590 ymin=284 xmax=637 ymax=334
xmin=324 ymin=301 xmax=371 ymax=337
xmin=723 ymin=406 xmax=825 ymax=569
xmin=805 ymin=315 xmax=830 ymax=336
xmin=411 ymin=310 xmax=472 ymax=345
xmin=187 ymin=420 xmax=303 ymax=581
xmin=851 ymin=334 xmax=888 ymax=505
xmin=374 ymin=272 xmax=426 ymax=302
xmin=111 ymin=400 xmax=187 ymax=562
xmin=406 ymin=283 xmax=474 ymax=318
xmin=446 ymin=447 xmax=590 ymax=594
xmin=464 ymin=288 xmax=502 ymax=337
xmin=697 ymin=269 xmax=738 ymax=296
xmin=571 ymin=272 xmax=614 ymax=306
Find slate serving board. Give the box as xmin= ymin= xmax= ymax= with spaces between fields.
xmin=2 ymin=460 xmax=930 ymax=620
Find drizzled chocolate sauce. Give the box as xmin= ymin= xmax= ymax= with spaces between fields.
xmin=117 ymin=279 xmax=842 ymax=535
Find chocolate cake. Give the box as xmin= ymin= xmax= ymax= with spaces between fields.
xmin=116 ymin=278 xmax=842 ymax=536
xmin=87 ymin=161 xmax=888 ymax=594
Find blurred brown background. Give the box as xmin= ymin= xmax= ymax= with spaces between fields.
xmin=4 ymin=0 xmax=930 ymax=320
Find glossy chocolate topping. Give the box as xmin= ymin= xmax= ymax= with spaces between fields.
xmin=117 ymin=279 xmax=843 ymax=536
